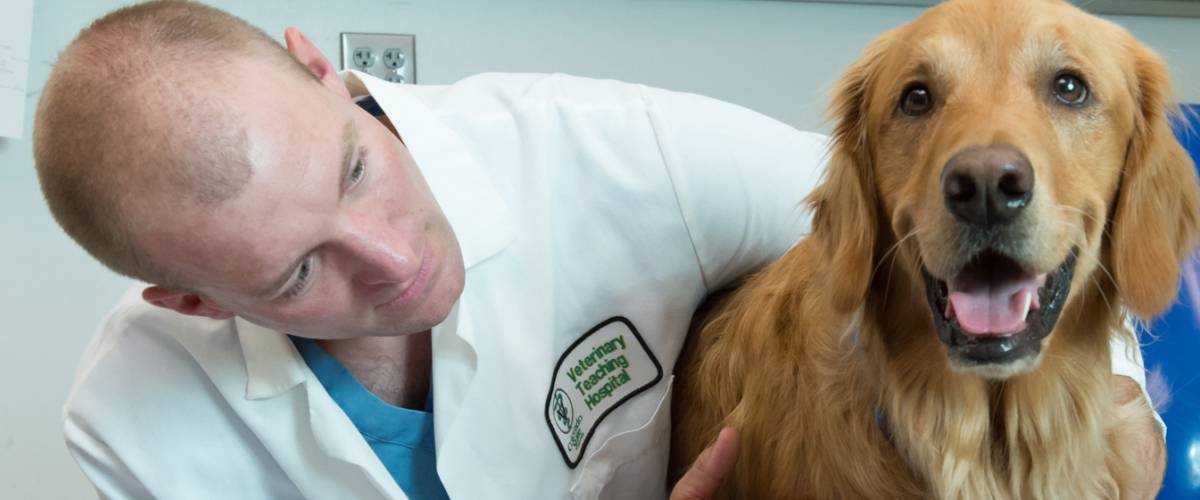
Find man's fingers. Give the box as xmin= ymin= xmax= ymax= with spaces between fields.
xmin=670 ymin=427 xmax=740 ymax=500
xmin=1111 ymin=375 xmax=1166 ymax=499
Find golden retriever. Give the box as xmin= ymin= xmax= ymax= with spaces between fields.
xmin=670 ymin=0 xmax=1200 ymax=498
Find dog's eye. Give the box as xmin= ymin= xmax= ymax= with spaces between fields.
xmin=1052 ymin=73 xmax=1089 ymax=106
xmin=899 ymin=84 xmax=934 ymax=116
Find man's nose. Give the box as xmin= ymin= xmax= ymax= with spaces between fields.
xmin=341 ymin=222 xmax=421 ymax=287
xmin=940 ymin=145 xmax=1035 ymax=228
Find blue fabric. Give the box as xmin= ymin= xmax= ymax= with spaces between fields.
xmin=290 ymin=337 xmax=449 ymax=500
xmin=1148 ymin=103 xmax=1200 ymax=500
xmin=355 ymin=95 xmax=386 ymax=117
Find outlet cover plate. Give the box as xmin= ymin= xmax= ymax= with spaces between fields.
xmin=340 ymin=33 xmax=416 ymax=84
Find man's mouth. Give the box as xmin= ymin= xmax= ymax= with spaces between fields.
xmin=923 ymin=249 xmax=1077 ymax=370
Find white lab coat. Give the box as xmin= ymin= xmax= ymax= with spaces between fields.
xmin=62 ymin=72 xmax=1154 ymax=499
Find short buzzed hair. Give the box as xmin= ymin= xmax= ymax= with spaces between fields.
xmin=34 ymin=0 xmax=316 ymax=289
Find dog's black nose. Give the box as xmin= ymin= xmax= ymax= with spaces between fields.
xmin=941 ymin=145 xmax=1034 ymax=227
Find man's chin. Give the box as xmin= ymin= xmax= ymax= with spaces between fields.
xmin=379 ymin=294 xmax=460 ymax=337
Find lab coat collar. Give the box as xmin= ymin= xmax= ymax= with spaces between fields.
xmin=232 ymin=318 xmax=407 ymax=499
xmin=237 ymin=317 xmax=308 ymax=399
xmin=236 ymin=71 xmax=511 ymax=399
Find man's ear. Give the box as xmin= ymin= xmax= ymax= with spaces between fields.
xmin=283 ymin=27 xmax=351 ymax=100
xmin=142 ymin=286 xmax=235 ymax=320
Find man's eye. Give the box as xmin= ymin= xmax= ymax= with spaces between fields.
xmin=282 ymin=255 xmax=316 ymax=300
xmin=348 ymin=154 xmax=367 ymax=186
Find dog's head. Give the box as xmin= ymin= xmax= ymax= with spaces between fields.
xmin=810 ymin=0 xmax=1200 ymax=378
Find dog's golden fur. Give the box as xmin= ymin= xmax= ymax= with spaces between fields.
xmin=670 ymin=0 xmax=1200 ymax=498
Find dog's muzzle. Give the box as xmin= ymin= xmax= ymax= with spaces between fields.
xmin=923 ymin=250 xmax=1077 ymax=370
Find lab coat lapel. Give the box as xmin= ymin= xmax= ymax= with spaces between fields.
xmin=232 ymin=318 xmax=409 ymax=500
xmin=428 ymin=298 xmax=488 ymax=498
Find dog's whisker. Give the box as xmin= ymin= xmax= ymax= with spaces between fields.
xmin=1055 ymin=204 xmax=1113 ymax=242
xmin=881 ymin=255 xmax=896 ymax=309
xmin=1049 ymin=215 xmax=1122 ymax=309
xmin=876 ymin=226 xmax=926 ymax=308
xmin=874 ymin=227 xmax=925 ymax=280
xmin=1091 ymin=274 xmax=1115 ymax=313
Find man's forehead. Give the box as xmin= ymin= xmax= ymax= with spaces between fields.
xmin=136 ymin=198 xmax=273 ymax=288
xmin=236 ymin=77 xmax=350 ymax=167
xmin=175 ymin=120 xmax=356 ymax=298
xmin=134 ymin=63 xmax=355 ymax=293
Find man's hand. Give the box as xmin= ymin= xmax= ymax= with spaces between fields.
xmin=1112 ymin=374 xmax=1166 ymax=499
xmin=670 ymin=427 xmax=740 ymax=500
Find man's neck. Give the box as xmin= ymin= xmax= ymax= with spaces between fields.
xmin=317 ymin=331 xmax=432 ymax=410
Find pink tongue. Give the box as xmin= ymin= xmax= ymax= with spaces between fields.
xmin=947 ymin=275 xmax=1045 ymax=336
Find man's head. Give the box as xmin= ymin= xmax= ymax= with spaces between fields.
xmin=34 ymin=0 xmax=465 ymax=338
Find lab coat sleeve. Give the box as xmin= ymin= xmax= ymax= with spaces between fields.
xmin=640 ymin=86 xmax=829 ymax=293
xmin=64 ymin=413 xmax=155 ymax=500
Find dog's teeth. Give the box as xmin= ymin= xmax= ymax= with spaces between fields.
xmin=1019 ymin=290 xmax=1034 ymax=321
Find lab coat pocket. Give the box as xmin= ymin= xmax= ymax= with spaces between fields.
xmin=569 ymin=375 xmax=674 ymax=500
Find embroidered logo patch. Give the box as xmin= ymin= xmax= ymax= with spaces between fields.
xmin=544 ymin=317 xmax=662 ymax=468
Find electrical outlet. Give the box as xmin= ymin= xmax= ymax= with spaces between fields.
xmin=382 ymin=48 xmax=405 ymax=69
xmin=352 ymin=47 xmax=376 ymax=69
xmin=384 ymin=72 xmax=407 ymax=84
xmin=340 ymin=33 xmax=416 ymax=84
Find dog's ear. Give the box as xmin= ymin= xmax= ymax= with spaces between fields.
xmin=806 ymin=32 xmax=893 ymax=313
xmin=1110 ymin=42 xmax=1200 ymax=318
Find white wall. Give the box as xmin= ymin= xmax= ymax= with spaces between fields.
xmin=3 ymin=0 xmax=1199 ymax=497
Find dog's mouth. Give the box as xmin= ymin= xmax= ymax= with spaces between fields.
xmin=922 ymin=249 xmax=1077 ymax=372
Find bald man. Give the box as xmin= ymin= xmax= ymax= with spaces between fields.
xmin=34 ymin=1 xmax=1164 ymax=499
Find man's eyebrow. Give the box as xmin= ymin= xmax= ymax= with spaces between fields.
xmin=337 ymin=119 xmax=359 ymax=198
xmin=253 ymin=120 xmax=358 ymax=300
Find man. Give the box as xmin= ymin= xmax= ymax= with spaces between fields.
xmin=34 ymin=1 xmax=1162 ymax=499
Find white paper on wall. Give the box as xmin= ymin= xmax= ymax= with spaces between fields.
xmin=0 ymin=0 xmax=35 ymax=139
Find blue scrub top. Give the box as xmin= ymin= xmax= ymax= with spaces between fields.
xmin=290 ymin=336 xmax=450 ymax=500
